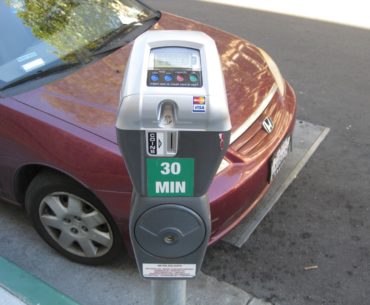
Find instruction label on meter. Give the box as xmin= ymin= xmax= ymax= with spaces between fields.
xmin=143 ymin=264 xmax=196 ymax=278
xmin=146 ymin=158 xmax=194 ymax=197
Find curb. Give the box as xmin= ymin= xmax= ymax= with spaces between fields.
xmin=0 ymin=257 xmax=80 ymax=305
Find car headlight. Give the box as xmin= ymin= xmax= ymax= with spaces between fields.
xmin=259 ymin=48 xmax=286 ymax=96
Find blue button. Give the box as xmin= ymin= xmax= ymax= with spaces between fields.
xmin=151 ymin=74 xmax=159 ymax=82
xmin=164 ymin=74 xmax=173 ymax=82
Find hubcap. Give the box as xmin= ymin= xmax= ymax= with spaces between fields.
xmin=39 ymin=192 xmax=113 ymax=258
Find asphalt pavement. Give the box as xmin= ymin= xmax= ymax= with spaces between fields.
xmin=143 ymin=1 xmax=370 ymax=304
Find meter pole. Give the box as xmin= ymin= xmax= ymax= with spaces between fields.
xmin=151 ymin=280 xmax=186 ymax=305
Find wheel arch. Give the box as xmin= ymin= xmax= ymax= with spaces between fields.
xmin=14 ymin=164 xmax=93 ymax=206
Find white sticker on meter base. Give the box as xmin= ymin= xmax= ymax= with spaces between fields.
xmin=143 ymin=263 xmax=196 ymax=278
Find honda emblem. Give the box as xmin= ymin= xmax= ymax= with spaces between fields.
xmin=262 ymin=117 xmax=274 ymax=134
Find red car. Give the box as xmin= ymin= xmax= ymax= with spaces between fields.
xmin=0 ymin=0 xmax=296 ymax=264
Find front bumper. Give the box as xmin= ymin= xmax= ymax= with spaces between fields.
xmin=208 ymin=82 xmax=296 ymax=244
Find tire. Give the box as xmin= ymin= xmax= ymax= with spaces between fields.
xmin=25 ymin=170 xmax=122 ymax=265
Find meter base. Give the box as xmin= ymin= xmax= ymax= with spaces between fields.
xmin=129 ymin=192 xmax=211 ymax=279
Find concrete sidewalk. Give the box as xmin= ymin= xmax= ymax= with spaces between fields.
xmin=1 ymin=286 xmax=26 ymax=305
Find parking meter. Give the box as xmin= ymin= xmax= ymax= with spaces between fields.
xmin=116 ymin=31 xmax=231 ymax=279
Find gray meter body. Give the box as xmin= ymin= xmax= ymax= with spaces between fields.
xmin=116 ymin=31 xmax=231 ymax=279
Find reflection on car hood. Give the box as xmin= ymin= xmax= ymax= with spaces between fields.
xmin=12 ymin=13 xmax=274 ymax=144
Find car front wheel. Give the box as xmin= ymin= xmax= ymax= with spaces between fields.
xmin=25 ymin=171 xmax=122 ymax=265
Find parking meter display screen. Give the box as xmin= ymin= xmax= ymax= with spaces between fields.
xmin=147 ymin=47 xmax=202 ymax=87
xmin=153 ymin=48 xmax=199 ymax=69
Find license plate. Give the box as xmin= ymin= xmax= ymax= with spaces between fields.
xmin=269 ymin=136 xmax=291 ymax=182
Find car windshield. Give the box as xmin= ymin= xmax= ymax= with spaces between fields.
xmin=0 ymin=0 xmax=159 ymax=95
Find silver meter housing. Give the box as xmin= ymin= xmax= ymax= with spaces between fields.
xmin=117 ymin=30 xmax=231 ymax=134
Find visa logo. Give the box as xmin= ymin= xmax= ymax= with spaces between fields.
xmin=193 ymin=105 xmax=206 ymax=113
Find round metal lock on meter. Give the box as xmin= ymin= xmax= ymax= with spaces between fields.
xmin=116 ymin=30 xmax=231 ymax=279
xmin=135 ymin=204 xmax=206 ymax=258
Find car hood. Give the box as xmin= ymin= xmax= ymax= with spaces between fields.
xmin=12 ymin=13 xmax=274 ymax=144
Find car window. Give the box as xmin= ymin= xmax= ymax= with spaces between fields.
xmin=0 ymin=0 xmax=159 ymax=95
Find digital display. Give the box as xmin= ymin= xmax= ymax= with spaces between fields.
xmin=155 ymin=52 xmax=192 ymax=69
xmin=150 ymin=47 xmax=201 ymax=70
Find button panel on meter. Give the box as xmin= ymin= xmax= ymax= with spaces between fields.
xmin=147 ymin=70 xmax=202 ymax=87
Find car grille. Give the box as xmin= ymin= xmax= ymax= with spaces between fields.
xmin=230 ymin=84 xmax=282 ymax=158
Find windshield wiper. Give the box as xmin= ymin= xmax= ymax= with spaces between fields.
xmin=91 ymin=16 xmax=160 ymax=57
xmin=0 ymin=62 xmax=79 ymax=91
